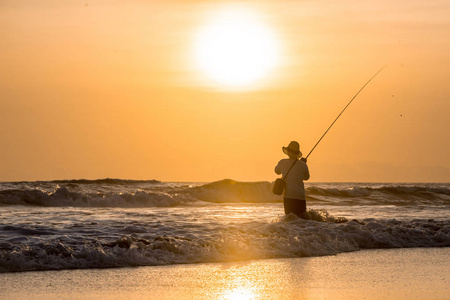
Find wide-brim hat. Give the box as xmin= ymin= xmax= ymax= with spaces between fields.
xmin=282 ymin=141 xmax=302 ymax=158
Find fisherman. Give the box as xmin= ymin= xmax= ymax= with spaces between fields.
xmin=275 ymin=141 xmax=310 ymax=218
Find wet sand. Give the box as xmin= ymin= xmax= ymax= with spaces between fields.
xmin=1 ymin=248 xmax=449 ymax=300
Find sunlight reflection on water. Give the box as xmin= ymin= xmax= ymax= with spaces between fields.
xmin=222 ymin=287 xmax=256 ymax=300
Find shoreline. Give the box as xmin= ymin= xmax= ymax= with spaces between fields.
xmin=1 ymin=247 xmax=449 ymax=299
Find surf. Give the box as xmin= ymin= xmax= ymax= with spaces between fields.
xmin=0 ymin=180 xmax=449 ymax=207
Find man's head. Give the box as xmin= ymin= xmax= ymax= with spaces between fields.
xmin=282 ymin=141 xmax=302 ymax=159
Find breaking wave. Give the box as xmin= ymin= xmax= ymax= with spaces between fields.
xmin=0 ymin=187 xmax=189 ymax=207
xmin=1 ymin=213 xmax=448 ymax=272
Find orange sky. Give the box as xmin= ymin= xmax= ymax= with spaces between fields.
xmin=1 ymin=0 xmax=449 ymax=182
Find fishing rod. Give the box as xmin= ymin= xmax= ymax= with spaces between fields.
xmin=305 ymin=65 xmax=387 ymax=159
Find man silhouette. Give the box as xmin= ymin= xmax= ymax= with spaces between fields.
xmin=275 ymin=141 xmax=310 ymax=217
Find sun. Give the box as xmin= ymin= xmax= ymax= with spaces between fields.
xmin=194 ymin=8 xmax=279 ymax=88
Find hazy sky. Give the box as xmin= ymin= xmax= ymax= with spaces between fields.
xmin=1 ymin=0 xmax=449 ymax=182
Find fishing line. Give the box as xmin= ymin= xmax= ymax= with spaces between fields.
xmin=305 ymin=65 xmax=387 ymax=159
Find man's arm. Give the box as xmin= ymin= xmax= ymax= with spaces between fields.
xmin=303 ymin=163 xmax=310 ymax=181
xmin=274 ymin=161 xmax=282 ymax=175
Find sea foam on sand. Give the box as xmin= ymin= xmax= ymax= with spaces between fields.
xmin=1 ymin=248 xmax=449 ymax=300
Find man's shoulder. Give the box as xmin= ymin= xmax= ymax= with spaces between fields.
xmin=278 ymin=158 xmax=291 ymax=164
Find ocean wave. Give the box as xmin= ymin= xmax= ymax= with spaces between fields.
xmin=307 ymin=185 xmax=450 ymax=198
xmin=183 ymin=179 xmax=279 ymax=203
xmin=0 ymin=187 xmax=185 ymax=207
xmin=306 ymin=184 xmax=450 ymax=206
xmin=0 ymin=180 xmax=449 ymax=207
xmin=17 ymin=178 xmax=161 ymax=185
xmin=1 ymin=214 xmax=448 ymax=272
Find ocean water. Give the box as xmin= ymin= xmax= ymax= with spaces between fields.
xmin=0 ymin=179 xmax=449 ymax=273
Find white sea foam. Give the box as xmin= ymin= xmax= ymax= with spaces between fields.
xmin=0 ymin=208 xmax=449 ymax=272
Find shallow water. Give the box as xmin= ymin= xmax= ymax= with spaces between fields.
xmin=1 ymin=248 xmax=449 ymax=300
xmin=0 ymin=180 xmax=449 ymax=272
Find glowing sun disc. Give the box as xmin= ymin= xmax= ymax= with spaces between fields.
xmin=194 ymin=9 xmax=279 ymax=88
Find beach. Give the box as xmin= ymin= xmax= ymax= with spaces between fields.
xmin=2 ymin=248 xmax=449 ymax=300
